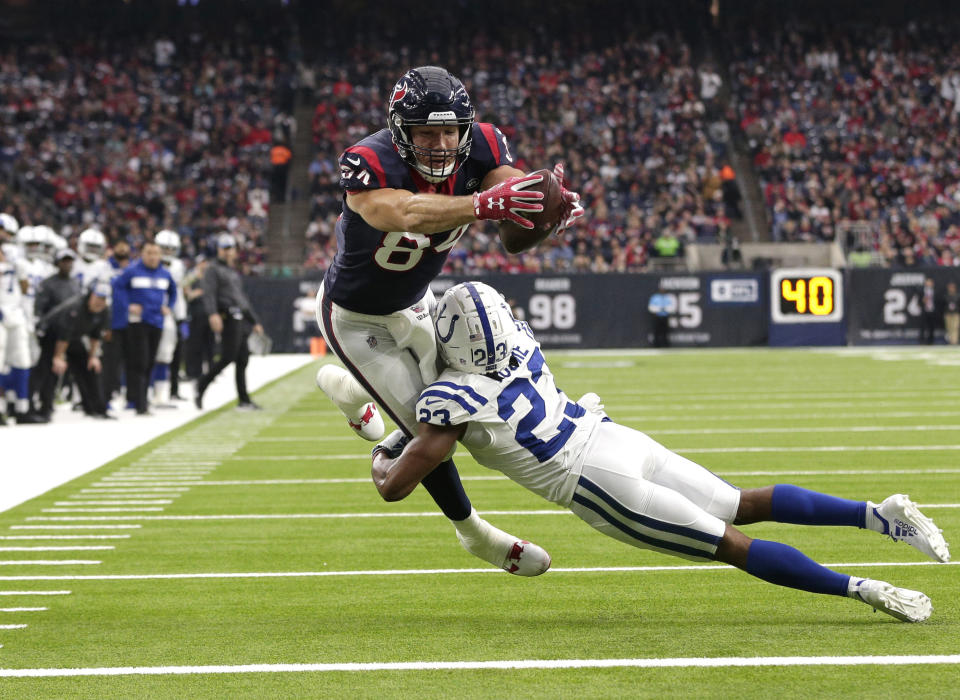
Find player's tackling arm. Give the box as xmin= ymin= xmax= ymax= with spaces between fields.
xmin=372 ymin=423 xmax=465 ymax=502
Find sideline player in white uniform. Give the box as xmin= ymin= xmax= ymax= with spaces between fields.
xmin=73 ymin=228 xmax=112 ymax=292
xmin=371 ymin=282 xmax=950 ymax=621
xmin=152 ymin=229 xmax=186 ymax=406
xmin=0 ymin=242 xmax=35 ymax=422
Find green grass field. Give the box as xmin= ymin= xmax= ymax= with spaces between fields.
xmin=1 ymin=348 xmax=958 ymax=698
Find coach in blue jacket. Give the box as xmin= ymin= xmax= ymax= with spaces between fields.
xmin=112 ymin=241 xmax=176 ymax=414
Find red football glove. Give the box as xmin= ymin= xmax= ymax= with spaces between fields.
xmin=552 ymin=162 xmax=585 ymax=235
xmin=473 ymin=173 xmax=545 ymax=229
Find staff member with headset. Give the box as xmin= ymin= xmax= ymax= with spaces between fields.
xmin=194 ymin=233 xmax=263 ymax=410
xmin=112 ymin=241 xmax=176 ymax=415
xmin=39 ymin=281 xmax=113 ymax=419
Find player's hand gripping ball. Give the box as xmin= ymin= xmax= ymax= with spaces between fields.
xmin=494 ymin=166 xmax=582 ymax=253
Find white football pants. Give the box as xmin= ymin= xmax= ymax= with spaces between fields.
xmin=570 ymin=421 xmax=741 ymax=561
xmin=315 ymin=283 xmax=439 ymax=436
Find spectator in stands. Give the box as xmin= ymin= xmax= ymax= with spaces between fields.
xmin=270 ymin=142 xmax=293 ymax=203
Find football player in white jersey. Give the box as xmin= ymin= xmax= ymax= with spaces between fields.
xmin=152 ymin=229 xmax=187 ymax=405
xmin=0 ymin=213 xmax=20 ymax=263
xmin=371 ymin=282 xmax=949 ymax=622
xmin=73 ymin=228 xmax=111 ymax=292
xmin=0 ymin=243 xmax=40 ymax=422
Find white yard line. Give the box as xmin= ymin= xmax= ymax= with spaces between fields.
xmin=204 ymin=444 xmax=960 ymax=462
xmin=79 ymin=488 xmax=189 ymax=493
xmin=41 ymin=508 xmax=165 ymax=513
xmin=75 ymin=468 xmax=958 ymax=489
xmin=0 ymin=535 xmax=130 ymax=540
xmin=2 ymin=655 xmax=959 ymax=677
xmin=0 ymin=591 xmax=71 ymax=596
xmin=0 ymin=607 xmax=46 ymax=612
xmin=24 ymin=503 xmax=959 ymax=523
xmin=0 ymin=560 xmax=955 ymax=583
xmin=0 ymin=560 xmax=101 ymax=566
xmin=618 ymin=411 xmax=960 ymax=423
xmin=646 ymin=425 xmax=960 ymax=435
xmin=9 ymin=525 xmax=142 ymax=530
xmin=0 ymin=547 xmax=114 ymax=552
xmin=55 ymin=501 xmax=173 ymax=506
xmin=0 ymin=624 xmax=27 ymax=630
xmin=99 ymin=476 xmax=203 ymax=481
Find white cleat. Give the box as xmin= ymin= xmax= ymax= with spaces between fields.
xmin=315 ymin=365 xmax=385 ymax=442
xmin=456 ymin=526 xmax=551 ymax=577
xmin=871 ymin=494 xmax=951 ymax=563
xmin=851 ymin=578 xmax=932 ymax=623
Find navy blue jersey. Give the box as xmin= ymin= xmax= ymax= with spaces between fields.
xmin=322 ymin=123 xmax=515 ymax=315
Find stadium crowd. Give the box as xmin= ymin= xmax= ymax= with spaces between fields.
xmin=729 ymin=18 xmax=960 ymax=267
xmin=0 ymin=30 xmax=296 ymax=274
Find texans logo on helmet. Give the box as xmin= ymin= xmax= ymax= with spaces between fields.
xmin=390 ymin=82 xmax=408 ymax=106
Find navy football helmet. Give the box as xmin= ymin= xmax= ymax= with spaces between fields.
xmin=387 ymin=66 xmax=475 ymax=182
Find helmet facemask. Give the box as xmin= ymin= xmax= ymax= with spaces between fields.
xmin=388 ymin=66 xmax=475 ymax=183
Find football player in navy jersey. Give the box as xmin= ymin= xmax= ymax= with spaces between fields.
xmin=314 ymin=66 xmax=582 ymax=576
xmin=371 ymin=281 xmax=948 ymax=620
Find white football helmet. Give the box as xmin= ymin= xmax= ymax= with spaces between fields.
xmin=155 ymin=229 xmax=181 ymax=263
xmin=32 ymin=225 xmax=56 ymax=261
xmin=16 ymin=226 xmax=43 ymax=260
xmin=0 ymin=212 xmax=18 ymax=237
xmin=435 ymin=281 xmax=518 ymax=375
xmin=78 ymin=228 xmax=107 ymax=261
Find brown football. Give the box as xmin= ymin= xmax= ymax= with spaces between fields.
xmin=497 ymin=169 xmax=565 ymax=254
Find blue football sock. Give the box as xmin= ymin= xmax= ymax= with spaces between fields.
xmin=746 ymin=539 xmax=850 ymax=597
xmin=420 ymin=459 xmax=472 ymax=521
xmin=771 ymin=484 xmax=867 ymax=528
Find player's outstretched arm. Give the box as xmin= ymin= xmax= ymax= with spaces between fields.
xmin=372 ymin=423 xmax=464 ymax=502
xmin=348 ymin=188 xmax=477 ymax=235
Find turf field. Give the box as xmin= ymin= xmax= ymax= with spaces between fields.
xmin=0 ymin=347 xmax=957 ymax=698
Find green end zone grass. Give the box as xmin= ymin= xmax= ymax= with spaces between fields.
xmin=0 ymin=349 xmax=957 ymax=698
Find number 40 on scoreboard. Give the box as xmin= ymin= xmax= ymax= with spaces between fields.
xmin=770 ymin=268 xmax=844 ymax=324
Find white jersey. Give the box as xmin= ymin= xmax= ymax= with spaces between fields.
xmin=163 ymin=258 xmax=187 ymax=320
xmin=73 ymin=257 xmax=113 ymax=293
xmin=415 ymin=322 xmax=601 ymax=506
xmin=0 ymin=258 xmax=25 ymax=317
xmin=2 ymin=242 xmax=21 ymax=264
xmin=20 ymin=257 xmax=54 ymax=322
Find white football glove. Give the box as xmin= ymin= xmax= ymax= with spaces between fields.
xmin=372 ymin=429 xmax=409 ymax=459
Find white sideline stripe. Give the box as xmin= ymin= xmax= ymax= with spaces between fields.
xmin=619 ymin=411 xmax=960 ymax=423
xmin=680 ymin=445 xmax=960 ymax=454
xmin=246 ymin=425 xmax=960 ymax=438
xmin=648 ymin=424 xmax=960 ymax=435
xmin=0 ymin=536 xmax=130 ymax=541
xmin=1 ymin=561 xmax=955 ymax=582
xmin=0 ymin=608 xmax=46 ymax=612
xmin=41 ymin=508 xmax=165 ymax=513
xmin=0 ymin=591 xmax=70 ymax=596
xmin=99 ymin=468 xmax=960 ymax=489
xmin=2 ymin=654 xmax=959 ymax=677
xmin=130 ymin=462 xmax=220 ymax=466
xmin=215 ymin=443 xmax=960 ymax=460
xmin=56 ymin=501 xmax=173 ymax=506
xmin=10 ymin=525 xmax=141 ymax=530
xmin=23 ymin=505 xmax=960 ymax=523
xmin=0 ymin=547 xmax=114 ymax=552
xmin=0 ymin=560 xmax=101 ymax=566
xmin=0 ymin=624 xmax=27 ymax=630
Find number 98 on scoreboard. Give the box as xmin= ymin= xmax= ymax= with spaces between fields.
xmin=771 ymin=268 xmax=844 ymax=324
